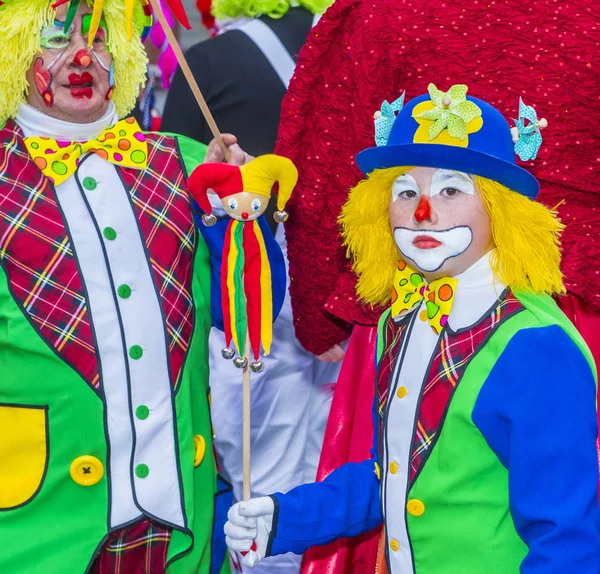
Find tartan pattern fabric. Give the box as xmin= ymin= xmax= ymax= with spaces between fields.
xmin=0 ymin=124 xmax=195 ymax=391
xmin=90 ymin=519 xmax=172 ymax=574
xmin=410 ymin=290 xmax=524 ymax=482
xmin=120 ymin=133 xmax=196 ymax=387
xmin=376 ymin=315 xmax=410 ymax=452
xmin=0 ymin=121 xmax=100 ymax=388
xmin=375 ymin=290 xmax=524 ymax=481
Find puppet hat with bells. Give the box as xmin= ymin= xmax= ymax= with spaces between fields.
xmin=188 ymin=154 xmax=299 ymax=224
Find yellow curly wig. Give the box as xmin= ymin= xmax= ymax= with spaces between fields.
xmin=0 ymin=0 xmax=147 ymax=123
xmin=339 ymin=167 xmax=565 ymax=306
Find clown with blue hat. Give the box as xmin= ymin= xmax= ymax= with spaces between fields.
xmin=224 ymin=84 xmax=600 ymax=573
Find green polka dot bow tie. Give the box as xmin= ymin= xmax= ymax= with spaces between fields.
xmin=391 ymin=259 xmax=458 ymax=334
xmin=24 ymin=117 xmax=148 ymax=186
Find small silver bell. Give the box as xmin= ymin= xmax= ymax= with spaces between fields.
xmin=233 ymin=356 xmax=248 ymax=369
xmin=273 ymin=210 xmax=289 ymax=223
xmin=202 ymin=214 xmax=217 ymax=227
xmin=250 ymin=361 xmax=264 ymax=373
xmin=221 ymin=347 xmax=235 ymax=360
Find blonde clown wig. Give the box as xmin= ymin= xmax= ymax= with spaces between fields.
xmin=0 ymin=0 xmax=148 ymax=123
xmin=340 ymin=167 xmax=565 ymax=307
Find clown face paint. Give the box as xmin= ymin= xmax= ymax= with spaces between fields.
xmin=26 ymin=4 xmax=113 ymax=123
xmin=223 ymin=192 xmax=269 ymax=221
xmin=393 ymin=226 xmax=473 ymax=272
xmin=389 ymin=167 xmax=493 ymax=280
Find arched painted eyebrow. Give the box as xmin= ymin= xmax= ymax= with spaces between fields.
xmin=394 ymin=174 xmax=418 ymax=184
xmin=432 ymin=170 xmax=474 ymax=184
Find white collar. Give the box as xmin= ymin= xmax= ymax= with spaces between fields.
xmin=15 ymin=102 xmax=119 ymax=141
xmin=447 ymin=250 xmax=506 ymax=331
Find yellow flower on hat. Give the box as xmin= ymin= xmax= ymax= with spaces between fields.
xmin=413 ymin=84 xmax=483 ymax=146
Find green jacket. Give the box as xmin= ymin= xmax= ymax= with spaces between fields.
xmin=0 ymin=124 xmax=230 ymax=574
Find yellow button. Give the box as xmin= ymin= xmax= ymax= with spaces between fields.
xmin=70 ymin=456 xmax=104 ymax=486
xmin=389 ymin=538 xmax=400 ymax=552
xmin=389 ymin=461 xmax=398 ymax=474
xmin=194 ymin=434 xmax=206 ymax=468
xmin=396 ymin=386 xmax=408 ymax=399
xmin=407 ymin=499 xmax=425 ymax=516
xmin=419 ymin=309 xmax=428 ymax=322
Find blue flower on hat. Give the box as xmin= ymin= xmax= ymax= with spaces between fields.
xmin=374 ymin=93 xmax=405 ymax=147
xmin=414 ymin=84 xmax=483 ymax=141
xmin=511 ymin=98 xmax=548 ymax=162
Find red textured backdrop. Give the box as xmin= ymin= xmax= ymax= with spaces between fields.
xmin=275 ymin=0 xmax=600 ymax=356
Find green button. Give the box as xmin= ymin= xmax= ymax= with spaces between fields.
xmin=135 ymin=464 xmax=149 ymax=478
xmin=118 ymin=284 xmax=132 ymax=299
xmin=129 ymin=345 xmax=143 ymax=360
xmin=83 ymin=177 xmax=97 ymax=191
xmin=103 ymin=227 xmax=117 ymax=241
xmin=135 ymin=405 xmax=149 ymax=420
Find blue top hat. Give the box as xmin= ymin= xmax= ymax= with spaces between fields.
xmin=356 ymin=84 xmax=540 ymax=198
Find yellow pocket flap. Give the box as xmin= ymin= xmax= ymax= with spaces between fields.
xmin=0 ymin=404 xmax=48 ymax=509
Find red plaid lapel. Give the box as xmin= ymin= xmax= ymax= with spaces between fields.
xmin=409 ymin=290 xmax=524 ymax=482
xmin=120 ymin=133 xmax=196 ymax=388
xmin=376 ymin=316 xmax=409 ymax=451
xmin=0 ymin=121 xmax=100 ymax=389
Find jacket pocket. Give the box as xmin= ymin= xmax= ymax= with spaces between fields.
xmin=0 ymin=404 xmax=49 ymax=509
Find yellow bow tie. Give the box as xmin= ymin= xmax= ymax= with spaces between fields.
xmin=391 ymin=259 xmax=458 ymax=334
xmin=24 ymin=117 xmax=149 ymax=186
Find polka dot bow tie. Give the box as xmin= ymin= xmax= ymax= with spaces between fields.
xmin=24 ymin=117 xmax=148 ymax=186
xmin=391 ymin=259 xmax=458 ymax=334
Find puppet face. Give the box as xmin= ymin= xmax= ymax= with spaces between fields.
xmin=25 ymin=4 xmax=113 ymax=123
xmin=389 ymin=167 xmax=493 ymax=280
xmin=222 ymin=191 xmax=269 ymax=222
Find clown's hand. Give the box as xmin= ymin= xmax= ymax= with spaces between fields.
xmin=205 ymin=133 xmax=253 ymax=166
xmin=225 ymin=497 xmax=274 ymax=568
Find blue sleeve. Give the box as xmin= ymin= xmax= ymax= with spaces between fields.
xmin=193 ymin=205 xmax=286 ymax=329
xmin=473 ymin=325 xmax=600 ymax=573
xmin=267 ymin=376 xmax=383 ymax=556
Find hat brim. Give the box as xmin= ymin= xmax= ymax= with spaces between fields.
xmin=356 ymin=144 xmax=539 ymax=199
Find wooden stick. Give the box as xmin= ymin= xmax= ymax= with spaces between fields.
xmin=242 ymin=334 xmax=251 ymax=501
xmin=148 ymin=0 xmax=230 ymax=161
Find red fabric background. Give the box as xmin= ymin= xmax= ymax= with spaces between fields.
xmin=275 ymin=0 xmax=600 ymax=356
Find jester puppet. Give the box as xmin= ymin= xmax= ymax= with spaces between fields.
xmin=0 ymin=1 xmax=233 ymax=572
xmin=188 ymin=155 xmax=297 ymax=372
xmin=224 ymin=86 xmax=600 ymax=572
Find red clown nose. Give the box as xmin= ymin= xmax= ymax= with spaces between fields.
xmin=414 ymin=196 xmax=432 ymax=223
xmin=73 ymin=49 xmax=92 ymax=68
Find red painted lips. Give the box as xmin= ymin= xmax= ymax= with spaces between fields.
xmin=67 ymin=72 xmax=94 ymax=99
xmin=412 ymin=235 xmax=442 ymax=249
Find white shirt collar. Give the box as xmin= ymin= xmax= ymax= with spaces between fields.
xmin=15 ymin=102 xmax=119 ymax=141
xmin=447 ymin=250 xmax=506 ymax=331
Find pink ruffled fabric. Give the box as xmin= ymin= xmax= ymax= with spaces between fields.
xmin=276 ymin=0 xmax=600 ymax=355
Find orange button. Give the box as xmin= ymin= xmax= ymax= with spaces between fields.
xmin=70 ymin=456 xmax=104 ymax=486
xmin=389 ymin=538 xmax=400 ymax=552
xmin=389 ymin=461 xmax=398 ymax=474
xmin=396 ymin=386 xmax=408 ymax=399
xmin=407 ymin=499 xmax=425 ymax=516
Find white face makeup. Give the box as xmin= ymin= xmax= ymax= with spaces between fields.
xmin=389 ymin=167 xmax=493 ymax=279
xmin=393 ymin=226 xmax=473 ymax=272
